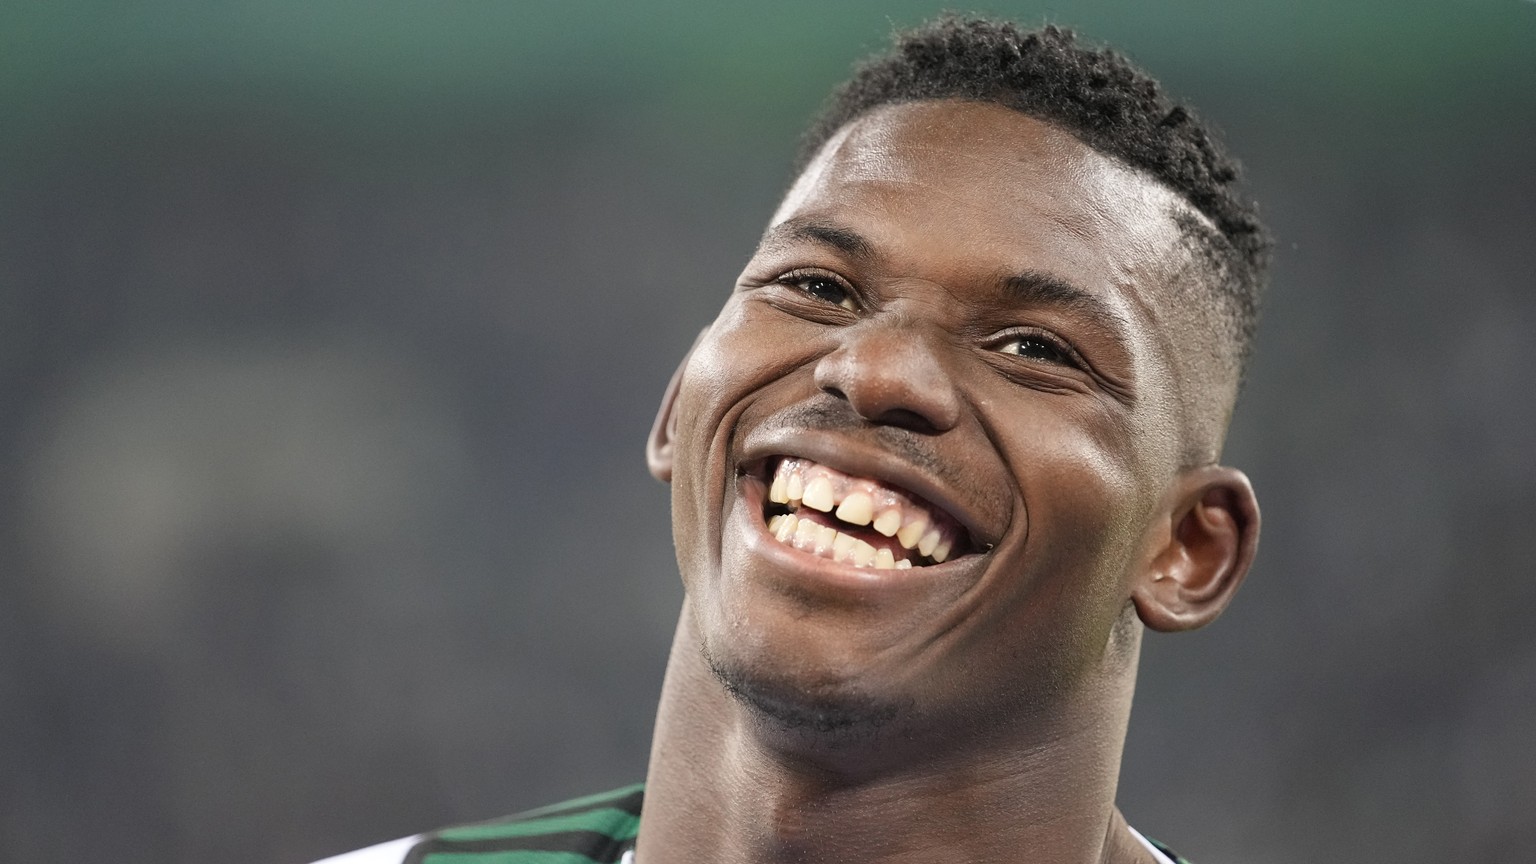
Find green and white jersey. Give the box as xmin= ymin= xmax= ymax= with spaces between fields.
xmin=312 ymin=784 xmax=1192 ymax=864
xmin=315 ymin=785 xmax=641 ymax=864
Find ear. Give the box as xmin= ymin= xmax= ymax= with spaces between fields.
xmin=1132 ymin=465 xmax=1260 ymax=632
xmin=645 ymin=328 xmax=708 ymax=483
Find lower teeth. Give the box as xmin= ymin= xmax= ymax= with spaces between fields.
xmin=767 ymin=513 xmax=916 ymax=570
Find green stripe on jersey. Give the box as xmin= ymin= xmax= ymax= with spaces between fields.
xmin=509 ymin=784 xmax=645 ymax=821
xmin=436 ymin=809 xmax=639 ymax=844
xmin=1145 ymin=836 xmax=1194 ymax=863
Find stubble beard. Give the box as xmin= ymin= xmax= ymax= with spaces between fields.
xmin=701 ymin=638 xmax=908 ymax=751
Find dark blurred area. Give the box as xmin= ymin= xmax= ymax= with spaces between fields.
xmin=2 ymin=3 xmax=1532 ymax=862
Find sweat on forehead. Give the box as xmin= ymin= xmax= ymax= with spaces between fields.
xmin=774 ymin=100 xmax=1244 ymax=465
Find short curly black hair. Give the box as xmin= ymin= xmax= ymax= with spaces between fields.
xmin=799 ymin=17 xmax=1271 ymax=376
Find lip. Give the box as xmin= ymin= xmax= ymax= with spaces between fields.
xmin=734 ymin=469 xmax=991 ymax=599
xmin=738 ymin=427 xmax=1004 ymax=552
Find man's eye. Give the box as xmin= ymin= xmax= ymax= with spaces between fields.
xmin=999 ymin=335 xmax=1071 ymax=366
xmin=782 ymin=273 xmax=857 ymax=311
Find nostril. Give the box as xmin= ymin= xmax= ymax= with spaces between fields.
xmin=822 ymin=386 xmax=848 ymax=402
xmin=874 ymin=407 xmax=938 ymax=434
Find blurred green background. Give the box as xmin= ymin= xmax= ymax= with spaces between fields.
xmin=2 ymin=2 xmax=1533 ymax=863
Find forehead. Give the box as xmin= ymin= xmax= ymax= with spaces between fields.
xmin=774 ymin=100 xmax=1195 ymax=301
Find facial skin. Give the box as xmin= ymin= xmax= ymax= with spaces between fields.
xmin=646 ymin=99 xmax=1259 ymax=786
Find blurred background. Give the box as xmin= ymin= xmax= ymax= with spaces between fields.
xmin=2 ymin=2 xmax=1533 ymax=862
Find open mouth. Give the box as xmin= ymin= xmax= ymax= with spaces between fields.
xmin=756 ymin=456 xmax=974 ymax=570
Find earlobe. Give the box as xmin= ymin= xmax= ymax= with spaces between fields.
xmin=645 ymin=328 xmax=708 ymax=484
xmin=1132 ymin=465 xmax=1260 ymax=632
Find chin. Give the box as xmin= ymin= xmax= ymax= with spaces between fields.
xmin=700 ymin=635 xmax=910 ymax=748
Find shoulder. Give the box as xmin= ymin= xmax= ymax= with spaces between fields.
xmin=310 ymin=783 xmax=644 ymax=864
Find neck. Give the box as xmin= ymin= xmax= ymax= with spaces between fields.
xmin=636 ymin=607 xmax=1146 ymax=864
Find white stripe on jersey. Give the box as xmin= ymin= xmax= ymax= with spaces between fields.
xmin=1128 ymin=826 xmax=1179 ymax=864
xmin=624 ymin=833 xmax=1168 ymax=864
xmin=310 ymin=834 xmax=421 ymax=864
xmin=316 ymin=827 xmax=1173 ymax=863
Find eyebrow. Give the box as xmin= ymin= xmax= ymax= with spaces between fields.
xmin=757 ymin=217 xmax=876 ymax=262
xmin=1001 ymin=271 xmax=1133 ymax=340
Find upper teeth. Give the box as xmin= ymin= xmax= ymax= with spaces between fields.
xmin=802 ymin=476 xmax=835 ymax=512
xmin=764 ymin=457 xmax=960 ymax=566
xmin=834 ymin=491 xmax=874 ymax=525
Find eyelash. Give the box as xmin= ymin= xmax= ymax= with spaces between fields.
xmin=775 ymin=268 xmax=858 ymax=311
xmin=767 ymin=271 xmax=1083 ymax=372
xmin=991 ymin=328 xmax=1081 ymax=369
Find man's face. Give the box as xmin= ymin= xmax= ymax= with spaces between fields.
xmin=654 ymin=100 xmax=1214 ymax=742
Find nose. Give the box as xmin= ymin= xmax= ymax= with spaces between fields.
xmin=813 ymin=322 xmax=961 ymax=434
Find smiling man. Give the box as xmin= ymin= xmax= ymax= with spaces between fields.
xmin=318 ymin=17 xmax=1268 ymax=864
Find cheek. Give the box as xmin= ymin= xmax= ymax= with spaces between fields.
xmin=667 ymin=305 xmax=760 ymax=482
xmin=687 ymin=301 xmax=790 ymax=396
xmin=667 ymin=367 xmax=726 ymax=584
xmin=997 ymin=402 xmax=1150 ymax=624
xmin=679 ymin=301 xmax=826 ymax=443
xmin=667 ymin=303 xmax=820 ymax=580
